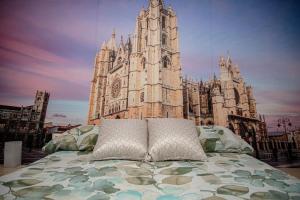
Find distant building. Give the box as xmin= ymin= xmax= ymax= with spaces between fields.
xmin=265 ymin=130 xmax=300 ymax=150
xmin=0 ymin=90 xmax=50 ymax=143
xmin=43 ymin=124 xmax=81 ymax=142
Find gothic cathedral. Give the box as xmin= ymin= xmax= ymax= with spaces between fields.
xmin=88 ymin=0 xmax=267 ymax=138
xmin=89 ymin=0 xmax=182 ymax=123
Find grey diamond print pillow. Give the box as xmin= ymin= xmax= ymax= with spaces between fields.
xmin=147 ymin=118 xmax=207 ymax=161
xmin=92 ymin=119 xmax=148 ymax=160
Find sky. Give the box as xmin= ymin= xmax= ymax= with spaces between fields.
xmin=0 ymin=0 xmax=299 ymax=132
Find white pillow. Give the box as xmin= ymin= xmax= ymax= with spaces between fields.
xmin=92 ymin=119 xmax=148 ymax=160
xmin=147 ymin=118 xmax=207 ymax=161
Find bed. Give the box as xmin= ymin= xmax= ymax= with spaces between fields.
xmin=1 ymin=151 xmax=300 ymax=200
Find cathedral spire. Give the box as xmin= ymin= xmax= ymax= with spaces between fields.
xmin=107 ymin=29 xmax=117 ymax=51
xmin=120 ymin=35 xmax=124 ymax=45
xmin=119 ymin=35 xmax=125 ymax=53
xmin=112 ymin=28 xmax=116 ymax=38
xmin=100 ymin=41 xmax=106 ymax=50
xmin=226 ymin=51 xmax=232 ymax=65
xmin=149 ymin=0 xmax=164 ymax=8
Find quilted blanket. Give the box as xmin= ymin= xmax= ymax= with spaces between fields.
xmin=0 ymin=151 xmax=299 ymax=199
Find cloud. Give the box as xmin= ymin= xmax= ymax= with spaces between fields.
xmin=0 ymin=33 xmax=71 ymax=65
xmin=0 ymin=66 xmax=89 ymax=101
xmin=0 ymin=33 xmax=91 ymax=85
xmin=52 ymin=113 xmax=67 ymax=118
xmin=256 ymin=89 xmax=300 ymax=115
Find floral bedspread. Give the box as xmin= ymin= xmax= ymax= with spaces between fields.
xmin=0 ymin=151 xmax=299 ymax=200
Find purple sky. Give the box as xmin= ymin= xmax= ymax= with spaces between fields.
xmin=0 ymin=0 xmax=299 ymax=132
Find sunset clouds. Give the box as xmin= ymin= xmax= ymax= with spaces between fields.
xmin=0 ymin=0 xmax=299 ymax=129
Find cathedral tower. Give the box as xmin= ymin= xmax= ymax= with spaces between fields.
xmin=88 ymin=31 xmax=116 ymax=124
xmin=34 ymin=90 xmax=50 ymax=129
xmin=128 ymin=0 xmax=183 ymax=119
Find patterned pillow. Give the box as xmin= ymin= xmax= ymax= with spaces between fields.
xmin=92 ymin=119 xmax=148 ymax=160
xmin=43 ymin=125 xmax=99 ymax=154
xmin=77 ymin=126 xmax=99 ymax=151
xmin=196 ymin=126 xmax=254 ymax=154
xmin=147 ymin=118 xmax=207 ymax=161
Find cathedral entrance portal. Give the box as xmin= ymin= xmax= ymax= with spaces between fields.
xmin=238 ymin=122 xmax=249 ymax=138
xmin=229 ymin=123 xmax=235 ymax=133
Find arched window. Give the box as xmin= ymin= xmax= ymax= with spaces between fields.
xmin=162 ymin=16 xmax=166 ymax=29
xmin=142 ymin=57 xmax=146 ymax=69
xmin=146 ymin=18 xmax=149 ymax=29
xmin=234 ymin=88 xmax=240 ymax=105
xmin=207 ymin=90 xmax=213 ymax=114
xmin=162 ymin=56 xmax=170 ymax=68
xmin=140 ymin=92 xmax=144 ymax=102
xmin=162 ymin=34 xmax=167 ymax=45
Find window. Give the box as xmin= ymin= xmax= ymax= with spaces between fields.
xmin=145 ymin=35 xmax=147 ymax=45
xmin=162 ymin=16 xmax=166 ymax=29
xmin=162 ymin=56 xmax=170 ymax=68
xmin=142 ymin=57 xmax=146 ymax=69
xmin=234 ymin=88 xmax=240 ymax=105
xmin=147 ymin=18 xmax=149 ymax=29
xmin=140 ymin=92 xmax=144 ymax=102
xmin=162 ymin=34 xmax=167 ymax=45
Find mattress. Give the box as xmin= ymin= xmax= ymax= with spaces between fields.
xmin=0 ymin=151 xmax=299 ymax=199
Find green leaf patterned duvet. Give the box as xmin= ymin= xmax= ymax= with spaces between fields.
xmin=0 ymin=151 xmax=299 ymax=199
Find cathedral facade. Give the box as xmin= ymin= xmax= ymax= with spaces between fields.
xmin=88 ymin=0 xmax=266 ymax=138
xmin=88 ymin=0 xmax=182 ymax=123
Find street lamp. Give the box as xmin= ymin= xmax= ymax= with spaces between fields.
xmin=277 ymin=117 xmax=292 ymax=134
xmin=277 ymin=117 xmax=294 ymax=161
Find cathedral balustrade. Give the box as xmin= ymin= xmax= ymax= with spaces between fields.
xmin=109 ymin=64 xmax=123 ymax=74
